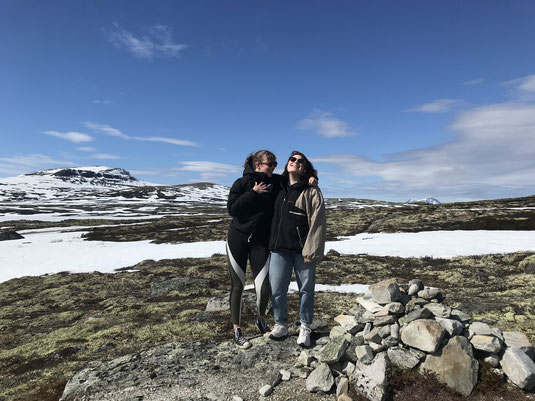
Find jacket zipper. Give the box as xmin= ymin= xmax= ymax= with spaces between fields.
xmin=296 ymin=227 xmax=304 ymax=248
xmin=275 ymin=193 xmax=286 ymax=250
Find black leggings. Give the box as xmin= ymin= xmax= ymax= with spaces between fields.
xmin=226 ymin=228 xmax=270 ymax=325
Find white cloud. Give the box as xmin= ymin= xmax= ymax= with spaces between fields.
xmin=84 ymin=122 xmax=198 ymax=147
xmin=107 ymin=23 xmax=187 ymax=59
xmin=405 ymin=99 xmax=461 ymax=113
xmin=298 ymin=110 xmax=356 ymax=138
xmin=92 ymin=153 xmax=121 ymax=160
xmin=78 ymin=147 xmax=96 ymax=152
xmin=504 ymin=74 xmax=535 ymax=93
xmin=0 ymin=154 xmax=77 ymax=176
xmin=83 ymin=122 xmax=130 ymax=139
xmin=133 ymin=136 xmax=198 ymax=147
xmin=43 ymin=131 xmax=93 ymax=143
xmin=314 ymin=102 xmax=535 ymax=201
xmin=177 ymin=161 xmax=241 ymax=181
xmin=93 ymin=99 xmax=111 ymax=105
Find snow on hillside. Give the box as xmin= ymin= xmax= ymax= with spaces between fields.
xmin=0 ymin=167 xmax=230 ymax=218
xmin=406 ymin=197 xmax=442 ymax=205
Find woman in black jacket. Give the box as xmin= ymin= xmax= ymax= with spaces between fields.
xmin=268 ymin=151 xmax=326 ymax=347
xmin=226 ymin=150 xmax=280 ymax=349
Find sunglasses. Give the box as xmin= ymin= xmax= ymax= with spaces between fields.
xmin=260 ymin=161 xmax=277 ymax=168
xmin=289 ymin=156 xmax=304 ymax=165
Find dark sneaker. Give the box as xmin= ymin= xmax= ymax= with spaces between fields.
xmin=256 ymin=317 xmax=270 ymax=335
xmin=234 ymin=328 xmax=252 ymax=349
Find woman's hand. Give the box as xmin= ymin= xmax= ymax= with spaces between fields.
xmin=308 ymin=176 xmax=318 ymax=187
xmin=253 ymin=181 xmax=269 ymax=194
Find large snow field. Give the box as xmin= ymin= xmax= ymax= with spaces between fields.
xmin=1 ymin=228 xmax=535 ymax=283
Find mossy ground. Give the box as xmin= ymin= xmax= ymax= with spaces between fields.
xmin=2 ymin=251 xmax=534 ymax=400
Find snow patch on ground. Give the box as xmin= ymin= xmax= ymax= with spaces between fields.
xmin=2 ymin=229 xmax=535 ymax=283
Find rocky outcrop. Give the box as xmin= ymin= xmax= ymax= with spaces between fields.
xmin=0 ymin=230 xmax=23 ymax=241
xmin=60 ymin=278 xmax=535 ymax=401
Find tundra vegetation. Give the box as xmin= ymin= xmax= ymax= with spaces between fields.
xmin=0 ymin=195 xmax=534 ymax=401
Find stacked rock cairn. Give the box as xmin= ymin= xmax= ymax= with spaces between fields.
xmin=269 ymin=278 xmax=535 ymax=401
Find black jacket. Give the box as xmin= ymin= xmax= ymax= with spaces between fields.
xmin=269 ymin=181 xmax=310 ymax=254
xmin=227 ymin=164 xmax=283 ymax=241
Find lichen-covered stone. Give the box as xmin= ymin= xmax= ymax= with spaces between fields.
xmin=318 ymin=336 xmax=349 ymax=364
xmin=352 ymin=352 xmax=391 ymax=401
xmin=306 ymin=363 xmax=334 ymax=393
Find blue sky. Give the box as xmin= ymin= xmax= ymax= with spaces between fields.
xmin=1 ymin=1 xmax=535 ymax=202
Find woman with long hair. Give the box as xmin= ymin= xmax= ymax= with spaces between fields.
xmin=226 ymin=150 xmax=280 ymax=349
xmin=268 ymin=151 xmax=326 ymax=347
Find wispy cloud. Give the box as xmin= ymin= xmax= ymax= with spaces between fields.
xmin=92 ymin=99 xmax=112 ymax=105
xmin=405 ymin=99 xmax=461 ymax=113
xmin=504 ymin=73 xmax=535 ymax=93
xmin=83 ymin=122 xmax=130 ymax=139
xmin=177 ymin=161 xmax=241 ymax=181
xmin=133 ymin=136 xmax=198 ymax=147
xmin=314 ymin=102 xmax=535 ymax=201
xmin=77 ymin=147 xmax=96 ymax=152
xmin=84 ymin=121 xmax=198 ymax=147
xmin=92 ymin=153 xmax=121 ymax=160
xmin=462 ymin=78 xmax=484 ymax=86
xmin=107 ymin=23 xmax=187 ymax=59
xmin=0 ymin=154 xmax=77 ymax=176
xmin=298 ymin=109 xmax=356 ymax=138
xmin=130 ymin=161 xmax=241 ymax=183
xmin=42 ymin=131 xmax=93 ymax=143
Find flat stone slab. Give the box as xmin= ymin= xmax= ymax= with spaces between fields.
xmin=503 ymin=331 xmax=535 ymax=359
xmin=357 ymin=296 xmax=383 ymax=313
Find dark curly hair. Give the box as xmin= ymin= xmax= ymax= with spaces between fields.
xmin=282 ymin=151 xmax=317 ymax=185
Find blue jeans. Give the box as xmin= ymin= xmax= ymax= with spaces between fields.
xmin=269 ymin=250 xmax=316 ymax=325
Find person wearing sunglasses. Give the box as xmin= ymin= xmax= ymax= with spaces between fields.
xmin=268 ymin=151 xmax=326 ymax=347
xmin=226 ymin=150 xmax=317 ymax=349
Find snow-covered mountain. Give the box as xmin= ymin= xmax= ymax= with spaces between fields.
xmin=406 ymin=197 xmax=442 ymax=205
xmin=0 ymin=166 xmax=229 ymax=220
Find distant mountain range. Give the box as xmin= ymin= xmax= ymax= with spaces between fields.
xmin=406 ymin=197 xmax=442 ymax=205
xmin=0 ymin=167 xmax=229 ymax=218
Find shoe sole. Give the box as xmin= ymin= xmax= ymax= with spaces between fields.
xmin=269 ymin=333 xmax=288 ymax=341
xmin=235 ymin=342 xmax=252 ymax=349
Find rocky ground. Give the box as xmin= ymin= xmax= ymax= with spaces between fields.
xmin=1 ymin=195 xmax=535 ymax=401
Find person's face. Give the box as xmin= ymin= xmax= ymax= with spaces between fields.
xmin=287 ymin=155 xmax=305 ymax=175
xmin=255 ymin=157 xmax=277 ymax=177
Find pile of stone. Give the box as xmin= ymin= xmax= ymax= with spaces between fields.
xmin=272 ymin=278 xmax=535 ymax=400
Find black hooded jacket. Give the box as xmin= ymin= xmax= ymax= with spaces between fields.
xmin=227 ymin=163 xmax=284 ymax=242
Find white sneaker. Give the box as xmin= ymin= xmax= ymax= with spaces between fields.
xmin=269 ymin=323 xmax=289 ymax=339
xmin=297 ymin=325 xmax=311 ymax=347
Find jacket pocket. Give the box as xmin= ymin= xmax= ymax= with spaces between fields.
xmin=296 ymin=227 xmax=304 ymax=248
